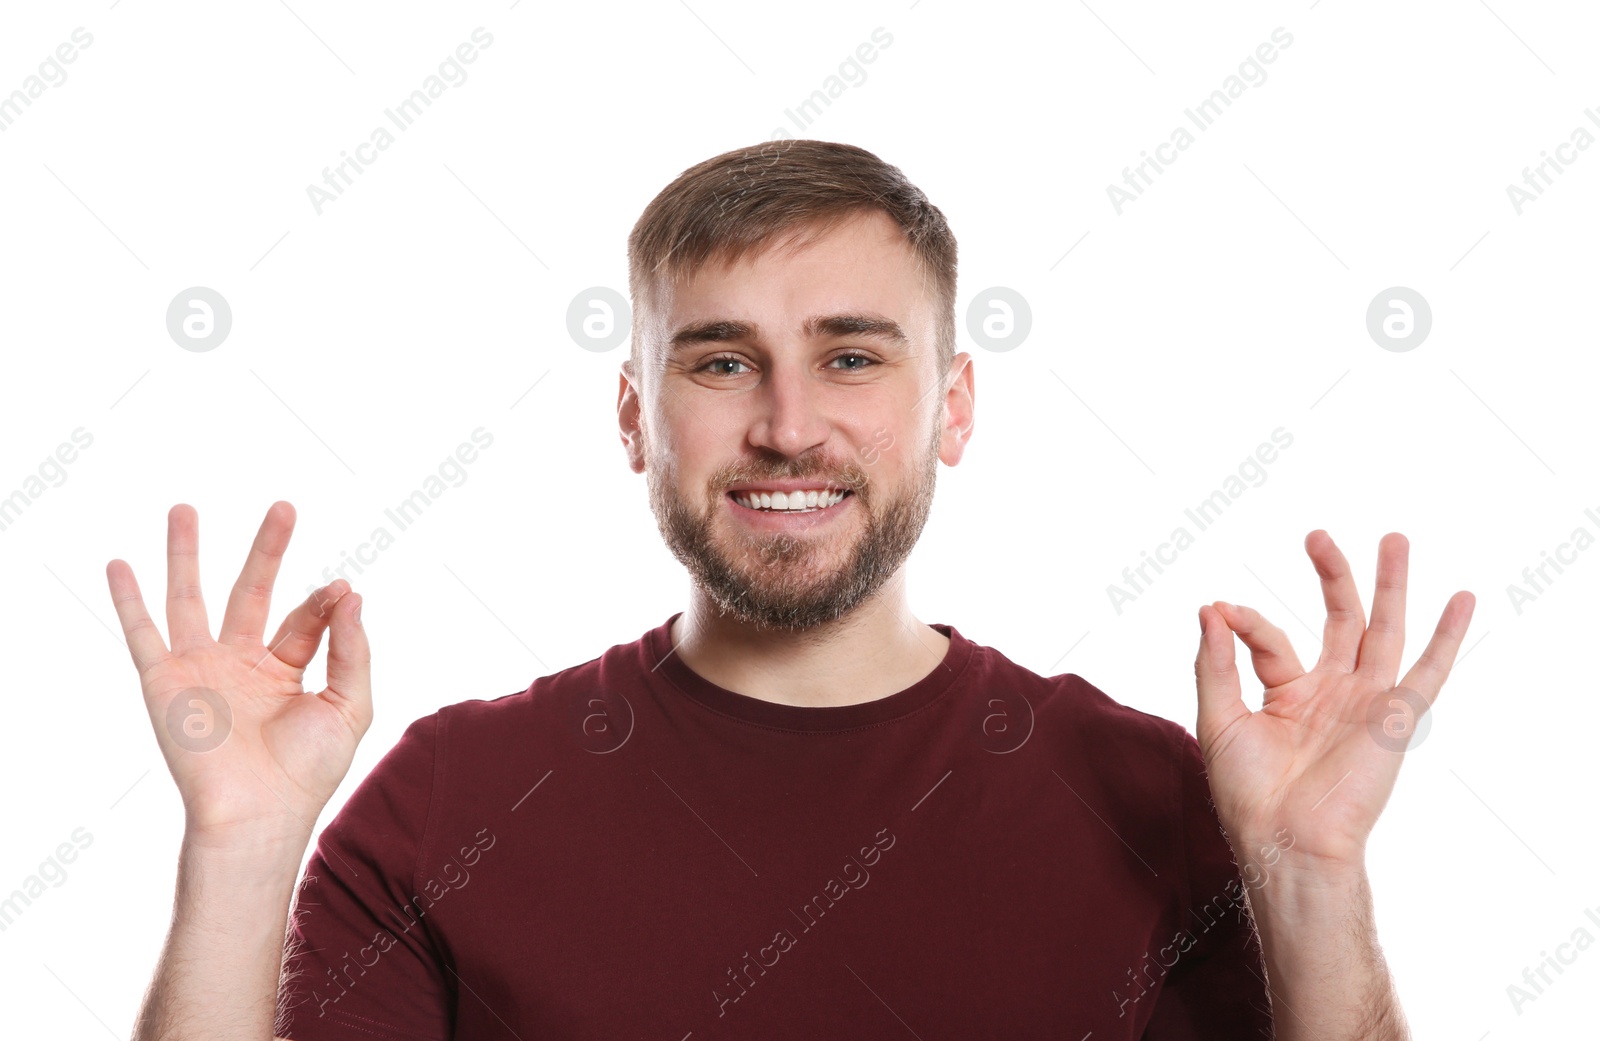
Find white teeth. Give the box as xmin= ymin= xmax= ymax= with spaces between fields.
xmin=734 ymin=489 xmax=847 ymax=512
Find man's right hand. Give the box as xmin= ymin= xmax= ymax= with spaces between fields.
xmin=106 ymin=500 xmax=372 ymax=847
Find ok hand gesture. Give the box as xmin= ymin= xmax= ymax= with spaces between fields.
xmin=1194 ymin=530 xmax=1475 ymax=873
xmin=105 ymin=502 xmax=371 ymax=846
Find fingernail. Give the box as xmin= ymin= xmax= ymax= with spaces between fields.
xmin=1216 ymin=600 xmax=1234 ymax=612
xmin=353 ymin=598 xmax=362 ymax=624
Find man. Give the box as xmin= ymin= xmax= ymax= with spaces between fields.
xmin=109 ymin=140 xmax=1474 ymax=1039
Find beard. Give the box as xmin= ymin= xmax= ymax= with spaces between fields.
xmin=645 ymin=415 xmax=942 ymax=633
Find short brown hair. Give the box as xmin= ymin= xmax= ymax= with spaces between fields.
xmin=627 ymin=139 xmax=958 ymax=381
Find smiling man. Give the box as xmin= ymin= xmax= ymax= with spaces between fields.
xmin=114 ymin=140 xmax=1473 ymax=1041
xmin=623 ymin=161 xmax=958 ymax=702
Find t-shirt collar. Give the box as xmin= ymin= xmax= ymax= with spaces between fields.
xmin=641 ymin=611 xmax=974 ymax=733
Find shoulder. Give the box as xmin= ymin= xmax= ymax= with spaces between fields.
xmin=1052 ymin=670 xmax=1187 ymax=746
xmin=952 ymin=628 xmax=1198 ymax=832
xmin=421 ymin=627 xmax=648 ymax=758
xmin=956 ymin=626 xmax=1191 ymax=761
xmin=955 ymin=628 xmax=1214 ymax=887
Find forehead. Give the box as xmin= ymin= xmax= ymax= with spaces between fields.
xmin=648 ymin=210 xmax=933 ymax=339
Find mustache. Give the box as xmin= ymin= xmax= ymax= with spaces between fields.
xmin=710 ymin=461 xmax=871 ymax=496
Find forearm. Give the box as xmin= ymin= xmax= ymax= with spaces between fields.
xmin=132 ymin=829 xmax=311 ymax=1041
xmin=1246 ymin=861 xmax=1408 ymax=1041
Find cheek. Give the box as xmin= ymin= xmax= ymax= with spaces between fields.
xmin=852 ymin=416 xmax=911 ymax=473
xmin=644 ymin=410 xmax=691 ymax=470
xmin=650 ymin=423 xmax=723 ymax=503
xmin=655 ymin=402 xmax=727 ymax=456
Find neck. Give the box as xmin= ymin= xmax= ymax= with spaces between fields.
xmin=669 ymin=571 xmax=952 ymax=708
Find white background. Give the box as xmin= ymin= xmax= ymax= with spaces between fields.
xmin=1 ymin=0 xmax=1596 ymax=1035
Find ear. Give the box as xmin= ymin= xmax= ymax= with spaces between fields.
xmin=618 ymin=358 xmax=647 ymax=474
xmin=937 ymin=351 xmax=975 ymax=466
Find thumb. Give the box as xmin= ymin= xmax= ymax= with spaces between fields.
xmin=1194 ymin=604 xmax=1248 ymax=753
xmin=323 ymin=592 xmax=372 ymax=734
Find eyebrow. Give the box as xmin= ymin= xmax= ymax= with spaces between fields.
xmin=668 ymin=313 xmax=909 ymax=352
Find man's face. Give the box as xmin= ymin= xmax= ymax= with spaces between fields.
xmin=618 ymin=209 xmax=974 ymax=632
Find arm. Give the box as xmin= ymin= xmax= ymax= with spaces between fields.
xmin=1192 ymin=530 xmax=1475 ymax=1040
xmin=107 ymin=502 xmax=372 ymax=1041
xmin=134 ymin=829 xmax=311 ymax=1041
xmin=1245 ymin=860 xmax=1405 ymax=1039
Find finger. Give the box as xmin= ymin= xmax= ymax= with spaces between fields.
xmin=1306 ymin=529 xmax=1365 ymax=673
xmin=322 ymin=592 xmax=372 ymax=734
xmin=1357 ymin=532 xmax=1408 ymax=682
xmin=1210 ymin=601 xmax=1306 ymax=691
xmin=1194 ymin=604 xmax=1250 ymax=754
xmin=106 ymin=559 xmax=171 ymax=675
xmin=1398 ymin=590 xmax=1476 ymax=708
xmin=220 ymin=501 xmax=296 ymax=646
xmin=165 ymin=504 xmax=211 ymax=654
xmin=263 ymin=579 xmax=350 ymax=672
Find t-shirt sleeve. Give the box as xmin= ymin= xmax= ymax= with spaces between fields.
xmin=276 ymin=712 xmax=454 ymax=1041
xmin=1141 ymin=729 xmax=1276 ymax=1039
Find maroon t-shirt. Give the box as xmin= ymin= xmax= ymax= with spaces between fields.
xmin=278 ymin=614 xmax=1273 ymax=1039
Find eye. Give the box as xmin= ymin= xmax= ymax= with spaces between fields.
xmin=699 ymin=355 xmax=751 ymax=376
xmin=829 ymin=352 xmax=877 ymax=371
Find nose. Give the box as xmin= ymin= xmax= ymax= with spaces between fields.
xmin=745 ymin=358 xmax=831 ymax=460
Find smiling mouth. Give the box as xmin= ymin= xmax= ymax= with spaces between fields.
xmin=727 ymin=489 xmax=852 ymax=513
